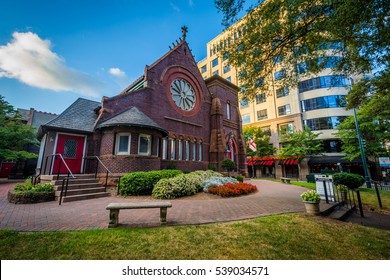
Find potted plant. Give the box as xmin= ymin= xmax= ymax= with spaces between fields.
xmin=300 ymin=190 xmax=321 ymax=214
xmin=335 ymin=184 xmax=348 ymax=202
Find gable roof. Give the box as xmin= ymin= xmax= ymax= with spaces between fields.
xmin=40 ymin=98 xmax=100 ymax=134
xmin=96 ymin=107 xmax=168 ymax=136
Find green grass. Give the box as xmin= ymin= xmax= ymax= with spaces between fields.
xmin=359 ymin=188 xmax=390 ymax=214
xmin=1 ymin=213 xmax=389 ymax=260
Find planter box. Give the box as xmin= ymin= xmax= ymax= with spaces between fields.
xmin=8 ymin=190 xmax=55 ymax=204
xmin=303 ymin=201 xmax=320 ymax=215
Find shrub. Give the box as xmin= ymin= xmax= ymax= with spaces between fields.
xmin=236 ymin=175 xmax=244 ymax=182
xmin=203 ymin=176 xmax=238 ymax=192
xmin=300 ymin=190 xmax=321 ymax=203
xmin=151 ymin=170 xmax=224 ymax=199
xmin=14 ymin=181 xmax=53 ymax=194
xmin=119 ymin=169 xmax=182 ymax=196
xmin=332 ymin=173 xmax=365 ymax=190
xmin=152 ymin=174 xmax=198 ymax=199
xmin=221 ymin=159 xmax=235 ymax=172
xmin=208 ymin=182 xmax=257 ymax=197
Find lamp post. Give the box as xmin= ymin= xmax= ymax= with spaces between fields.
xmin=350 ymin=77 xmax=372 ymax=188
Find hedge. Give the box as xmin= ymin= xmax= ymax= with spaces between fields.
xmin=332 ymin=172 xmax=365 ymax=189
xmin=119 ymin=170 xmax=183 ymax=196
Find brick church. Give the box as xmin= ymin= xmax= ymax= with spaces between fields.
xmin=37 ymin=28 xmax=247 ymax=176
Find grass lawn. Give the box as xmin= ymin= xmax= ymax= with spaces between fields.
xmin=1 ymin=213 xmax=389 ymax=260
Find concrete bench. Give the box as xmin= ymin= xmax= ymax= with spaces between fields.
xmin=106 ymin=202 xmax=172 ymax=228
xmin=280 ymin=177 xmax=292 ymax=184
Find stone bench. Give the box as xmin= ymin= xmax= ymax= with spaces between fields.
xmin=280 ymin=177 xmax=292 ymax=184
xmin=106 ymin=202 xmax=172 ymax=228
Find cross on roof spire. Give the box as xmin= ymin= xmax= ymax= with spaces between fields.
xmin=181 ymin=26 xmax=188 ymax=40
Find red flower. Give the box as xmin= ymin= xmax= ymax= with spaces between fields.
xmin=208 ymin=182 xmax=257 ymax=197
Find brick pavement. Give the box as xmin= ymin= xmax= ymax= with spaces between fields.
xmin=0 ymin=180 xmax=307 ymax=231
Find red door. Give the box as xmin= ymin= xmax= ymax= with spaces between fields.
xmin=53 ymin=134 xmax=85 ymax=174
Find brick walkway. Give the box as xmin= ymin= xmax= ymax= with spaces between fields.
xmin=0 ymin=180 xmax=306 ymax=231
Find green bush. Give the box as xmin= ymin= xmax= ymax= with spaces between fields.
xmin=332 ymin=173 xmax=365 ymax=190
xmin=221 ymin=159 xmax=235 ymax=172
xmin=119 ymin=170 xmax=182 ymax=196
xmin=152 ymin=170 xmax=223 ymax=199
xmin=14 ymin=180 xmax=53 ymax=194
xmin=236 ymin=175 xmax=244 ymax=182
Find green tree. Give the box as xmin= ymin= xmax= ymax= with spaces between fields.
xmin=221 ymin=158 xmax=236 ymax=176
xmin=278 ymin=127 xmax=323 ymax=178
xmin=335 ymin=110 xmax=390 ymax=161
xmin=214 ymin=0 xmax=389 ymax=102
xmin=0 ymin=95 xmax=38 ymax=161
xmin=242 ymin=126 xmax=276 ymax=157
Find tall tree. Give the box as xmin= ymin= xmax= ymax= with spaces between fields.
xmin=335 ymin=110 xmax=390 ymax=161
xmin=278 ymin=127 xmax=324 ymax=178
xmin=0 ymin=95 xmax=38 ymax=161
xmin=214 ymin=0 xmax=389 ymax=102
xmin=242 ymin=126 xmax=276 ymax=157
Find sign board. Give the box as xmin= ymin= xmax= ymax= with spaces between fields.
xmin=379 ymin=157 xmax=390 ymax=167
xmin=315 ymin=175 xmax=335 ymax=202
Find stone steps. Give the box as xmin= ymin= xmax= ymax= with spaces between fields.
xmin=40 ymin=174 xmax=110 ymax=203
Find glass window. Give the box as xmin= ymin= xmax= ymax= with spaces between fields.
xmin=192 ymin=143 xmax=196 ymax=161
xmin=279 ymin=123 xmax=294 ymax=134
xmin=273 ymin=54 xmax=284 ymax=64
xmin=212 ymin=70 xmax=219 ymax=76
xmin=276 ymin=87 xmax=289 ymax=98
xmin=323 ymin=139 xmax=342 ymax=153
xmin=200 ymin=65 xmax=207 ymax=73
xmin=212 ymin=58 xmax=219 ymax=67
xmin=226 ymin=76 xmax=231 ymax=82
xmin=226 ymin=103 xmax=231 ymax=120
xmin=162 ymin=137 xmax=168 ymax=159
xmin=240 ymin=98 xmax=249 ymax=108
xmin=185 ymin=141 xmax=190 ymax=160
xmin=255 ymin=78 xmax=264 ymax=88
xmin=138 ymin=134 xmax=151 ymax=156
xmin=64 ymin=139 xmax=77 ymax=158
xmin=274 ymin=70 xmax=286 ymax=81
xmin=257 ymin=109 xmax=268 ymax=120
xmin=198 ymin=143 xmax=202 ymax=161
xmin=170 ymin=139 xmax=176 ymax=160
xmin=223 ymin=64 xmax=230 ymax=73
xmin=223 ymin=52 xmax=229 ymax=61
xmin=242 ymin=114 xmax=251 ymax=124
xmin=304 ymin=116 xmax=346 ymax=131
xmin=178 ymin=140 xmax=183 ymax=160
xmin=256 ymin=93 xmax=266 ymax=104
xmin=278 ymin=104 xmax=291 ymax=116
xmin=298 ymin=75 xmax=350 ymax=93
xmin=115 ymin=133 xmax=130 ymax=155
xmin=301 ymin=95 xmax=346 ymax=112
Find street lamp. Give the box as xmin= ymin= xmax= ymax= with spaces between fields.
xmin=350 ymin=77 xmax=372 ymax=188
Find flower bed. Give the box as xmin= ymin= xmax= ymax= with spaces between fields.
xmin=208 ymin=182 xmax=257 ymax=197
xmin=8 ymin=181 xmax=55 ymax=204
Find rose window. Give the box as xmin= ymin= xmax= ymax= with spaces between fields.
xmin=170 ymin=78 xmax=196 ymax=111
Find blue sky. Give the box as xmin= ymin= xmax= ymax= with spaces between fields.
xmin=0 ymin=0 xmax=252 ymax=114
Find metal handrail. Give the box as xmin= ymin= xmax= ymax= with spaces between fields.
xmin=42 ymin=153 xmax=76 ymax=180
xmin=83 ymin=156 xmax=117 ymax=187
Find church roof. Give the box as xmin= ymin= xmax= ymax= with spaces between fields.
xmin=96 ymin=107 xmax=168 ymax=136
xmin=40 ymin=98 xmax=100 ymax=135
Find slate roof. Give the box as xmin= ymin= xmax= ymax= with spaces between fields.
xmin=96 ymin=107 xmax=168 ymax=136
xmin=31 ymin=111 xmax=58 ymax=129
xmin=41 ymin=98 xmax=100 ymax=134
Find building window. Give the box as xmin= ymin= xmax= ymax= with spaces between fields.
xmin=170 ymin=139 xmax=176 ymax=160
xmin=115 ymin=133 xmax=131 ymax=155
xmin=223 ymin=52 xmax=229 ymax=61
xmin=256 ymin=93 xmax=266 ymax=104
xmin=138 ymin=134 xmax=151 ymax=156
xmin=212 ymin=70 xmax=219 ymax=76
xmin=192 ymin=143 xmax=196 ymax=161
xmin=212 ymin=58 xmax=219 ymax=67
xmin=279 ymin=123 xmax=294 ymax=135
xmin=323 ymin=139 xmax=342 ymax=153
xmin=200 ymin=65 xmax=207 ymax=73
xmin=226 ymin=76 xmax=231 ymax=82
xmin=185 ymin=141 xmax=190 ymax=160
xmin=223 ymin=64 xmax=230 ymax=73
xmin=301 ymin=95 xmax=346 ymax=112
xmin=162 ymin=137 xmax=168 ymax=159
xmin=274 ymin=70 xmax=286 ymax=81
xmin=298 ymin=75 xmax=350 ymax=93
xmin=178 ymin=140 xmax=183 ymax=160
xmin=257 ymin=109 xmax=268 ymax=120
xmin=304 ymin=116 xmax=346 ymax=131
xmin=64 ymin=139 xmax=77 ymax=158
xmin=273 ymin=54 xmax=284 ymax=64
xmin=156 ymin=137 xmax=160 ymax=156
xmin=198 ymin=143 xmax=202 ymax=161
xmin=242 ymin=114 xmax=251 ymax=124
xmin=240 ymin=98 xmax=249 ymax=108
xmin=278 ymin=104 xmax=291 ymax=116
xmin=226 ymin=103 xmax=231 ymax=120
xmin=276 ymin=87 xmax=289 ymax=98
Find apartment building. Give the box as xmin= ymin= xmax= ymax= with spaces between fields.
xmin=197 ymin=20 xmax=358 ymax=179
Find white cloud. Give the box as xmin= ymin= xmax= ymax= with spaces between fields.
xmin=170 ymin=2 xmax=181 ymax=12
xmin=0 ymin=32 xmax=102 ymax=97
xmin=109 ymin=67 xmax=126 ymax=77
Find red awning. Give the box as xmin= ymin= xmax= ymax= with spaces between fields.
xmin=268 ymin=160 xmax=275 ymax=166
